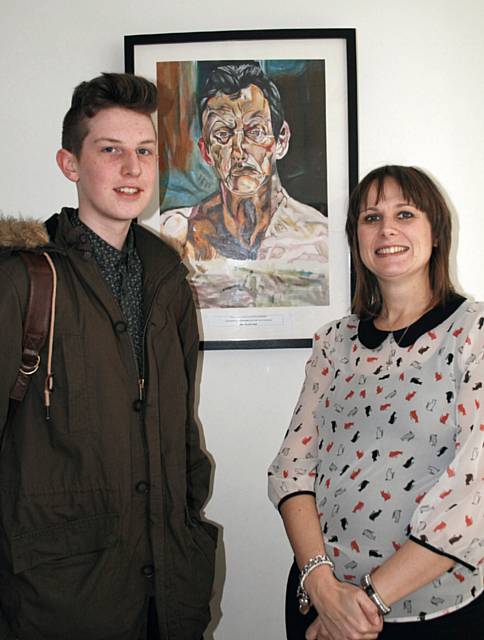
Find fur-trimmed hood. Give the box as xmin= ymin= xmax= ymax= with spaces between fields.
xmin=0 ymin=216 xmax=49 ymax=250
xmin=0 ymin=215 xmax=185 ymax=257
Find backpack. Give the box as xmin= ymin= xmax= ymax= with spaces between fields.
xmin=8 ymin=251 xmax=56 ymax=417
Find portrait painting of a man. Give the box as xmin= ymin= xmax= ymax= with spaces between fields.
xmin=158 ymin=59 xmax=328 ymax=308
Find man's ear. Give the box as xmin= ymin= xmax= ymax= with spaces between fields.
xmin=56 ymin=148 xmax=80 ymax=183
xmin=275 ymin=121 xmax=291 ymax=160
xmin=198 ymin=137 xmax=214 ymax=166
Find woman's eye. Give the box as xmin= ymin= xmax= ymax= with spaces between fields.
xmin=137 ymin=147 xmax=152 ymax=156
xmin=398 ymin=210 xmax=415 ymax=219
xmin=361 ymin=214 xmax=380 ymax=223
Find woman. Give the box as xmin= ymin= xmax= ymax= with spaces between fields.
xmin=268 ymin=166 xmax=483 ymax=640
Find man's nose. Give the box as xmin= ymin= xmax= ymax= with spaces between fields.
xmin=231 ymin=129 xmax=247 ymax=158
xmin=122 ymin=150 xmax=141 ymax=176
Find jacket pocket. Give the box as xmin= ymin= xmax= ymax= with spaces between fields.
xmin=171 ymin=509 xmax=217 ymax=610
xmin=185 ymin=507 xmax=219 ymax=561
xmin=6 ymin=514 xmax=124 ymax=637
xmin=10 ymin=512 xmax=119 ymax=574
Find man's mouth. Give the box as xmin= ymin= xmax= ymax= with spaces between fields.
xmin=230 ymin=164 xmax=259 ymax=176
xmin=375 ymin=245 xmax=408 ymax=256
xmin=115 ymin=187 xmax=141 ymax=195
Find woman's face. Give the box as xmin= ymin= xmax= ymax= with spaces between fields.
xmin=357 ymin=178 xmax=434 ymax=287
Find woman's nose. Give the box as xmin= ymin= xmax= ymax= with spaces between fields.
xmin=379 ymin=217 xmax=397 ymax=236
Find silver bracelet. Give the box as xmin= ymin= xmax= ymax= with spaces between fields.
xmin=360 ymin=573 xmax=391 ymax=615
xmin=297 ymin=554 xmax=335 ymax=615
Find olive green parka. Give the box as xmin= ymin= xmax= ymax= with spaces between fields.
xmin=0 ymin=210 xmax=217 ymax=640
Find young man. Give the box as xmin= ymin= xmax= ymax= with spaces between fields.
xmin=0 ymin=73 xmax=217 ymax=640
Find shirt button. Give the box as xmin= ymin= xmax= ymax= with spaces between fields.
xmin=114 ymin=320 xmax=127 ymax=334
xmin=133 ymin=399 xmax=143 ymax=412
xmin=135 ymin=481 xmax=150 ymax=494
xmin=141 ymin=564 xmax=154 ymax=578
xmin=79 ymin=234 xmax=88 ymax=244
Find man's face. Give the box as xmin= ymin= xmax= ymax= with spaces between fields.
xmin=199 ymin=84 xmax=287 ymax=196
xmin=57 ymin=107 xmax=157 ymax=231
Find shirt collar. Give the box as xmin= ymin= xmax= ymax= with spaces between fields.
xmin=358 ymin=293 xmax=466 ymax=349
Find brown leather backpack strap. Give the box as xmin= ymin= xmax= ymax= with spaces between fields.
xmin=9 ymin=252 xmax=54 ymax=403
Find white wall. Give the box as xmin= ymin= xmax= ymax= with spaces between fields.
xmin=2 ymin=2 xmax=484 ymax=638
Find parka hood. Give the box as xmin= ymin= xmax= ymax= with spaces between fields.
xmin=0 ymin=216 xmax=50 ymax=250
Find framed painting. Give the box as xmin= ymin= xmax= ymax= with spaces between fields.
xmin=125 ymin=29 xmax=357 ymax=349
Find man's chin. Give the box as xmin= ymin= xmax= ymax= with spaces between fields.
xmin=224 ymin=175 xmax=265 ymax=196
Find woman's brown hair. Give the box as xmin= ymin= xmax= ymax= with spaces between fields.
xmin=345 ymin=165 xmax=455 ymax=318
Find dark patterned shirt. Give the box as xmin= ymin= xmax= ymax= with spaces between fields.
xmin=70 ymin=211 xmax=144 ymax=371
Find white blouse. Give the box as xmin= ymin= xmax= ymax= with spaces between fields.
xmin=268 ymin=299 xmax=484 ymax=621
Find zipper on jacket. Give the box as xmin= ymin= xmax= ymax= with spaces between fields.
xmin=136 ymin=260 xmax=186 ymax=394
xmin=138 ymin=377 xmax=145 ymax=401
xmin=128 ymin=263 xmax=182 ymax=406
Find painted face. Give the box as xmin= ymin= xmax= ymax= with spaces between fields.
xmin=357 ymin=178 xmax=434 ymax=286
xmin=200 ymin=84 xmax=283 ymax=195
xmin=59 ymin=107 xmax=157 ymax=232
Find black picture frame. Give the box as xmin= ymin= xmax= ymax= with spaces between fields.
xmin=125 ymin=29 xmax=357 ymax=350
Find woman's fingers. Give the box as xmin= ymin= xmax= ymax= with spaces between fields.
xmin=305 ymin=611 xmax=381 ymax=640
xmin=356 ymin=590 xmax=383 ymax=630
xmin=305 ymin=616 xmax=331 ymax=640
xmin=307 ymin=580 xmax=383 ymax=639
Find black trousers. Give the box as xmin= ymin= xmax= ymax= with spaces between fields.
xmin=285 ymin=560 xmax=484 ymax=640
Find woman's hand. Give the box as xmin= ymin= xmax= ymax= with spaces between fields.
xmin=304 ymin=569 xmax=382 ymax=640
xmin=278 ymin=496 xmax=382 ymax=639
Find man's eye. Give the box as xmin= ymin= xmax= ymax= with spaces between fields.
xmin=246 ymin=126 xmax=267 ymax=142
xmin=213 ymin=129 xmax=232 ymax=144
xmin=101 ymin=146 xmax=117 ymax=154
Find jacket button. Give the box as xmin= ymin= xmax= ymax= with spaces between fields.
xmin=133 ymin=399 xmax=143 ymax=412
xmin=79 ymin=234 xmax=88 ymax=244
xmin=141 ymin=564 xmax=154 ymax=578
xmin=114 ymin=320 xmax=127 ymax=334
xmin=82 ymin=251 xmax=92 ymax=261
xmin=135 ymin=481 xmax=150 ymax=494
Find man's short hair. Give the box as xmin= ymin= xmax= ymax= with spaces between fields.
xmin=199 ymin=62 xmax=285 ymax=139
xmin=62 ymin=72 xmax=158 ymax=156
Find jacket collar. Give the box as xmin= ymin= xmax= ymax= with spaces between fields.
xmin=358 ymin=293 xmax=466 ymax=348
xmin=46 ymin=208 xmax=184 ymax=282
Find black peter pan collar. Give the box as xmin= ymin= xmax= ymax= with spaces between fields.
xmin=358 ymin=293 xmax=466 ymax=349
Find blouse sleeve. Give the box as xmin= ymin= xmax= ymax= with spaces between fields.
xmin=268 ymin=326 xmax=335 ymax=509
xmin=409 ymin=308 xmax=484 ymax=570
